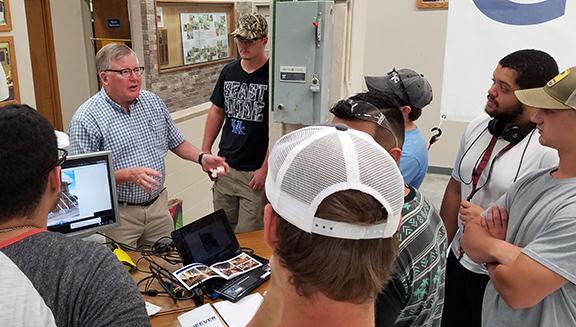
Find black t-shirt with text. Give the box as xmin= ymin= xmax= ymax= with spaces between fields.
xmin=210 ymin=59 xmax=269 ymax=171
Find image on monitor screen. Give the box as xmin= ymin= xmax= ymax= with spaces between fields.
xmin=47 ymin=151 xmax=119 ymax=237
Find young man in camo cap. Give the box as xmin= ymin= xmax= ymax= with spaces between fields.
xmin=202 ymin=13 xmax=270 ymax=233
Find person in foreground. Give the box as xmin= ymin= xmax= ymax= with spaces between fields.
xmin=248 ymin=124 xmax=405 ymax=327
xmin=0 ymin=105 xmax=149 ymax=326
xmin=70 ymin=43 xmax=228 ymax=248
xmin=461 ymin=67 xmax=576 ymax=327
xmin=331 ymin=91 xmax=447 ymax=326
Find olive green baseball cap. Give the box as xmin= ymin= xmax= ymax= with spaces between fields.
xmin=515 ymin=67 xmax=576 ymax=110
xmin=231 ymin=13 xmax=268 ymax=40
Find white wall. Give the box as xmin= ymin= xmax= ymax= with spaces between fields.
xmin=51 ymin=0 xmax=98 ymax=128
xmin=4 ymin=1 xmax=35 ymax=106
xmin=165 ymin=106 xmax=216 ymax=224
xmin=353 ymin=1 xmax=467 ymax=169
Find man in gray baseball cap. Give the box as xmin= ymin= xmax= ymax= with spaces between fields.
xmin=365 ymin=68 xmax=433 ymax=188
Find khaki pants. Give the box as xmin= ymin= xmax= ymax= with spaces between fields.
xmin=213 ymin=167 xmax=264 ymax=233
xmin=106 ymin=189 xmax=174 ymax=248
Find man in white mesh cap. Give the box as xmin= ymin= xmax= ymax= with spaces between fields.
xmin=247 ymin=124 xmax=405 ymax=327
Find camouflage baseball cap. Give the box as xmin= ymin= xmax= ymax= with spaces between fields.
xmin=231 ymin=13 xmax=268 ymax=40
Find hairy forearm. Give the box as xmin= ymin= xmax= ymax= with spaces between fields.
xmin=202 ymin=106 xmax=225 ymax=153
xmin=171 ymin=140 xmax=201 ymax=163
xmin=487 ymin=240 xmax=522 ymax=266
xmin=462 ymin=223 xmax=522 ymax=264
xmin=440 ymin=178 xmax=461 ymax=243
xmin=488 ymin=262 xmax=533 ymax=309
xmin=114 ymin=168 xmax=133 ymax=184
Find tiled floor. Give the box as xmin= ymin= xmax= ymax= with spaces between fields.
xmin=419 ymin=173 xmax=451 ymax=211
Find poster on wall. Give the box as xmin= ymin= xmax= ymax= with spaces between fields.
xmin=0 ymin=36 xmax=19 ymax=105
xmin=441 ymin=0 xmax=576 ymax=122
xmin=0 ymin=0 xmax=12 ymax=32
xmin=181 ymin=13 xmax=229 ymax=65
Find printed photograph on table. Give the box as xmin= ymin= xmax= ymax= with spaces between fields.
xmin=173 ymin=252 xmax=263 ymax=290
xmin=0 ymin=0 xmax=11 ymax=32
xmin=0 ymin=36 xmax=19 ymax=105
xmin=417 ymin=0 xmax=448 ymax=9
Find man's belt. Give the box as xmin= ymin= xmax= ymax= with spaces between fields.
xmin=119 ymin=194 xmax=160 ymax=207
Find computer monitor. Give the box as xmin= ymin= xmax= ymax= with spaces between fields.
xmin=47 ymin=151 xmax=119 ymax=237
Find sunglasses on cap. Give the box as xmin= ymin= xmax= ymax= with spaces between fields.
xmin=330 ymin=99 xmax=400 ymax=148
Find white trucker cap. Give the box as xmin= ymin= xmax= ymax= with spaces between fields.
xmin=265 ymin=124 xmax=404 ymax=240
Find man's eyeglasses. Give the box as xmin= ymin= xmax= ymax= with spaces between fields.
xmin=41 ymin=148 xmax=68 ymax=175
xmin=103 ymin=66 xmax=145 ymax=78
xmin=330 ymin=99 xmax=400 ymax=148
xmin=234 ymin=37 xmax=262 ymax=46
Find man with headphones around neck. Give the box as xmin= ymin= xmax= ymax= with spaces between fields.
xmin=439 ymin=49 xmax=559 ymax=327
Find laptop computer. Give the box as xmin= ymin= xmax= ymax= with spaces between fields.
xmin=171 ymin=209 xmax=270 ymax=302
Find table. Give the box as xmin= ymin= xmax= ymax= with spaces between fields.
xmin=130 ymin=230 xmax=270 ymax=327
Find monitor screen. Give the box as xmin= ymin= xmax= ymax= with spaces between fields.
xmin=47 ymin=151 xmax=119 ymax=237
xmin=171 ymin=209 xmax=240 ymax=266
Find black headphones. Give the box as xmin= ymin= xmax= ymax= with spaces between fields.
xmin=487 ymin=118 xmax=535 ymax=144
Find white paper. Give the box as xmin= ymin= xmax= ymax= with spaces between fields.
xmin=213 ymin=293 xmax=264 ymax=327
xmin=145 ymin=301 xmax=162 ymax=316
xmin=177 ymin=303 xmax=225 ymax=327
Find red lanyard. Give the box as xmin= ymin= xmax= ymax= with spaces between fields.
xmin=468 ymin=135 xmax=515 ymax=200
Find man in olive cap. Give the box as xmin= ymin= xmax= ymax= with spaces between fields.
xmin=202 ymin=13 xmax=270 ymax=232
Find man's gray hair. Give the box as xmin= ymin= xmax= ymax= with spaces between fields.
xmin=95 ymin=43 xmax=136 ymax=73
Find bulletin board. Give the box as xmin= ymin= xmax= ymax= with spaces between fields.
xmin=155 ymin=1 xmax=236 ymax=72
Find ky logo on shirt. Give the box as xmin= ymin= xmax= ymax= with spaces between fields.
xmin=231 ymin=119 xmax=246 ymax=135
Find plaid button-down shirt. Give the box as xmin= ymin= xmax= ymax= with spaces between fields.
xmin=69 ymin=89 xmax=184 ymax=203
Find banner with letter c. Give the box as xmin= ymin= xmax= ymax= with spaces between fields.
xmin=441 ymin=0 xmax=576 ymax=122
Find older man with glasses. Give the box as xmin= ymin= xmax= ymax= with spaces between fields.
xmin=202 ymin=13 xmax=270 ymax=233
xmin=69 ymin=43 xmax=228 ymax=248
xmin=331 ymin=90 xmax=448 ymax=327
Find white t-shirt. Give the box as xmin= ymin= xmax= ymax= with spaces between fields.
xmin=451 ymin=113 xmax=558 ymax=274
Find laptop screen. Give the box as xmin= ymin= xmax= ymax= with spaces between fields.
xmin=171 ymin=209 xmax=240 ymax=266
xmin=47 ymin=151 xmax=119 ymax=237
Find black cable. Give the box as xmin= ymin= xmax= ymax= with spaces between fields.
xmin=456 ymin=127 xmax=489 ymax=185
xmin=513 ymin=129 xmax=534 ymax=183
xmin=96 ymin=232 xmax=139 ymax=252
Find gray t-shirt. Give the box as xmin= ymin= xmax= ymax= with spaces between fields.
xmin=482 ymin=168 xmax=576 ymax=327
xmin=0 ymin=230 xmax=150 ymax=327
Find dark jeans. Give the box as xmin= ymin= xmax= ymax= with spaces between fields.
xmin=441 ymin=251 xmax=490 ymax=327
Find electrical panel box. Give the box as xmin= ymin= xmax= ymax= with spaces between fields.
xmin=272 ymin=0 xmax=334 ymax=125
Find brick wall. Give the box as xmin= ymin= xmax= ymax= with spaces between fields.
xmin=138 ymin=1 xmax=254 ymax=113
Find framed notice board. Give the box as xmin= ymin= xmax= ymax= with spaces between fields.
xmin=155 ymin=1 xmax=236 ymax=72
